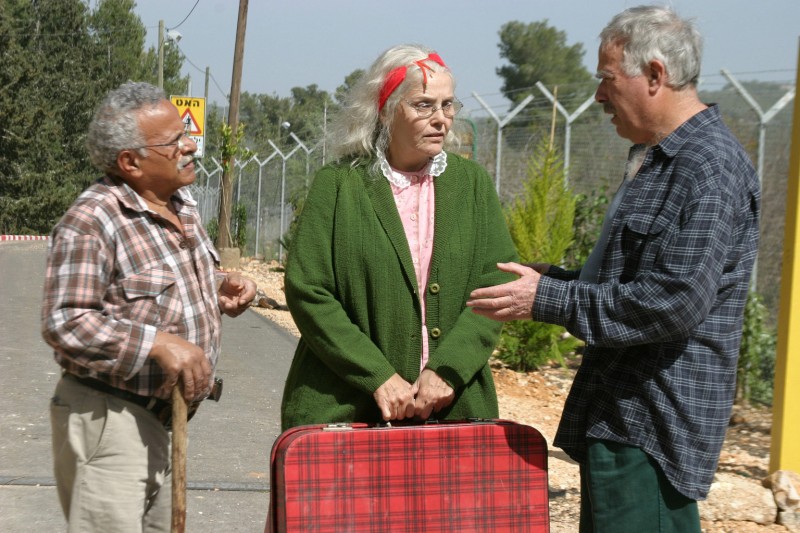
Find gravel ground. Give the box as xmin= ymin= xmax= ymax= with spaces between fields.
xmin=238 ymin=259 xmax=785 ymax=533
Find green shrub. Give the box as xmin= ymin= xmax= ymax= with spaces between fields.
xmin=233 ymin=202 xmax=248 ymax=253
xmin=499 ymin=321 xmax=582 ymax=371
xmin=506 ymin=139 xmax=575 ymax=265
xmin=277 ymin=186 xmax=308 ymax=264
xmin=498 ymin=138 xmax=579 ymax=370
xmin=565 ymin=186 xmax=610 ymax=267
xmin=206 ymin=218 xmax=219 ymax=243
xmin=737 ymin=291 xmax=776 ymax=406
xmin=209 ymin=203 xmax=247 ymax=255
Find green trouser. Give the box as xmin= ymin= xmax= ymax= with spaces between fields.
xmin=579 ymin=438 xmax=701 ymax=533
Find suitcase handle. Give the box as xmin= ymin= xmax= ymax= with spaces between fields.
xmin=322 ymin=418 xmax=499 ymax=431
xmin=381 ymin=418 xmax=496 ymax=427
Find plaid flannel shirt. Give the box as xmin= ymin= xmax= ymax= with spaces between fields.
xmin=534 ymin=105 xmax=760 ymax=500
xmin=42 ymin=175 xmax=222 ymax=399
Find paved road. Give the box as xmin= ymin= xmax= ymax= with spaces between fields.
xmin=0 ymin=240 xmax=297 ymax=532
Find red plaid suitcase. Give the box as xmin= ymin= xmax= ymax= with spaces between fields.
xmin=267 ymin=419 xmax=549 ymax=532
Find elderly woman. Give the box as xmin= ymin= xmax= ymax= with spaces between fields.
xmin=280 ymin=44 xmax=517 ymax=430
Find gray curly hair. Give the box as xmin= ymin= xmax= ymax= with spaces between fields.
xmin=86 ymin=81 xmax=166 ymax=173
xmin=600 ymin=5 xmax=703 ymax=89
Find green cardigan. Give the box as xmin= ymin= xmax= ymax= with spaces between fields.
xmin=280 ymin=153 xmax=518 ymax=429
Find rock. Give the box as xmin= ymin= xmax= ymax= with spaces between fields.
xmin=763 ymin=470 xmax=800 ymax=512
xmin=730 ymin=412 xmax=746 ymax=425
xmin=251 ymin=289 xmax=284 ymax=310
xmin=218 ymin=247 xmax=241 ymax=269
xmin=700 ymin=472 xmax=777 ymax=525
xmin=778 ymin=510 xmax=800 ymax=532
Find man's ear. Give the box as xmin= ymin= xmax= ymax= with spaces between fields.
xmin=647 ymin=59 xmax=667 ymax=93
xmin=117 ymin=149 xmax=142 ymax=177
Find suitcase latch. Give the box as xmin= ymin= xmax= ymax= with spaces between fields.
xmin=323 ymin=423 xmax=354 ymax=431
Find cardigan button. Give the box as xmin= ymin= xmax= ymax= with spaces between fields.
xmin=429 ymin=283 xmax=440 ymax=294
xmin=430 ymin=327 xmax=441 ymax=339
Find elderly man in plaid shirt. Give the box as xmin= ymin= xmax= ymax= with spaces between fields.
xmin=42 ymin=81 xmax=256 ymax=532
xmin=468 ymin=5 xmax=760 ymax=532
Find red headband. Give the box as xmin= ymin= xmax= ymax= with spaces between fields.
xmin=378 ymin=52 xmax=448 ymax=112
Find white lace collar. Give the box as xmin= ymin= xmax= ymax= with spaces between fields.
xmin=378 ymin=151 xmax=448 ymax=189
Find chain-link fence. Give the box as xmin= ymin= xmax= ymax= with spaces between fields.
xmin=191 ymin=73 xmax=795 ymax=319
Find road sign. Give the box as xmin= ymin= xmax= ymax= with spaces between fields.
xmin=170 ymin=96 xmax=206 ymax=157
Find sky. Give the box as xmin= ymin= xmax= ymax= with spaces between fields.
xmin=129 ymin=0 xmax=800 ymax=115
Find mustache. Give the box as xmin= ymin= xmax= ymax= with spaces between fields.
xmin=177 ymin=155 xmax=196 ymax=170
xmin=603 ymin=104 xmax=616 ymax=115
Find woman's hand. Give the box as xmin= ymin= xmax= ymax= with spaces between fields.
xmin=414 ymin=369 xmax=455 ymax=420
xmin=373 ymin=373 xmax=416 ymax=421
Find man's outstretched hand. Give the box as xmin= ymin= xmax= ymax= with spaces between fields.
xmin=466 ymin=262 xmax=541 ymax=322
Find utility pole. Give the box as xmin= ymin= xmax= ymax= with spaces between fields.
xmin=204 ymin=66 xmax=210 ymax=103
xmin=157 ymin=20 xmax=164 ymax=89
xmin=216 ymin=0 xmax=249 ymax=259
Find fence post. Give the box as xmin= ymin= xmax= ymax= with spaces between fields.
xmin=251 ymin=153 xmax=278 ymax=259
xmin=192 ymin=158 xmax=223 ymax=223
xmin=267 ymin=140 xmax=301 ymax=263
xmin=721 ymin=68 xmax=796 ymax=292
xmin=721 ymin=68 xmax=795 ymax=187
xmin=535 ymin=82 xmax=595 ymax=183
xmin=289 ymin=132 xmax=315 ymax=187
xmin=472 ymin=92 xmax=534 ymax=194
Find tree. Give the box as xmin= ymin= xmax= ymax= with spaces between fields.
xmin=0 ymin=0 xmax=187 ymax=235
xmin=288 ymin=84 xmax=331 ymax=142
xmin=334 ymin=69 xmax=364 ymax=105
xmin=507 ymin=141 xmax=575 ymax=264
xmin=496 ymin=20 xmax=594 ymax=107
xmin=0 ymin=0 xmax=96 ymax=234
xmin=88 ymin=0 xmax=146 ymax=93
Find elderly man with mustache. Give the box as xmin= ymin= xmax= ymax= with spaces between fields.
xmin=42 ymin=81 xmax=256 ymax=532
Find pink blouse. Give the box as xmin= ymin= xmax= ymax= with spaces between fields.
xmin=381 ymin=151 xmax=448 ymax=372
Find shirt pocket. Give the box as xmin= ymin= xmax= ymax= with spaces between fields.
xmin=120 ymin=266 xmax=182 ymax=328
xmin=620 ymin=211 xmax=672 ymax=272
xmin=624 ymin=210 xmax=670 ymax=236
xmin=196 ymin=227 xmax=220 ymax=266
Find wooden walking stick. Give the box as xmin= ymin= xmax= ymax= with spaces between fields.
xmin=171 ymin=384 xmax=188 ymax=533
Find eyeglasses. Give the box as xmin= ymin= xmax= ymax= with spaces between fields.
xmin=133 ymin=133 xmax=190 ymax=153
xmin=404 ymin=99 xmax=463 ymax=118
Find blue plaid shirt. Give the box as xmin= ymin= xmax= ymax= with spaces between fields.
xmin=534 ymin=105 xmax=760 ymax=500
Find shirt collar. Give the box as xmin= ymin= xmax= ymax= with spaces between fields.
xmin=651 ymin=104 xmax=721 ymax=158
xmin=377 ymin=151 xmax=448 ymax=189
xmin=104 ymin=174 xmax=196 ymax=213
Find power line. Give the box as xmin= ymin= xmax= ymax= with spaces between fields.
xmin=169 ymin=0 xmax=201 ymax=31
xmin=175 ymin=43 xmax=229 ymax=102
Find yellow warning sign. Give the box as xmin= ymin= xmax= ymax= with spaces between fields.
xmin=170 ymin=96 xmax=206 ymax=157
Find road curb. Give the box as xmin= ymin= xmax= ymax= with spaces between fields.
xmin=0 ymin=235 xmax=49 ymax=241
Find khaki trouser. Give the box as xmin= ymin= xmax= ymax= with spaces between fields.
xmin=50 ymin=374 xmax=172 ymax=533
